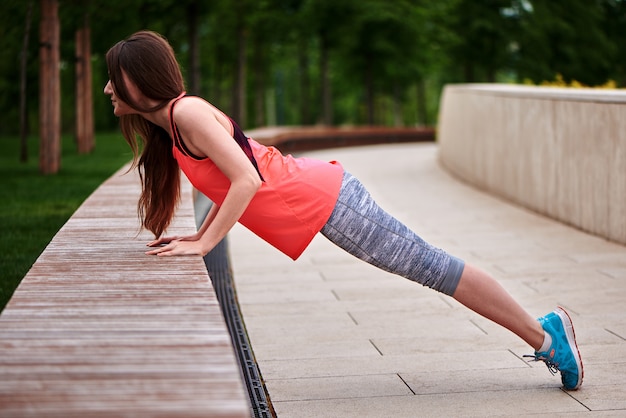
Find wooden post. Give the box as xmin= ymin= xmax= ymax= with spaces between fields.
xmin=39 ymin=0 xmax=61 ymax=174
xmin=20 ymin=1 xmax=34 ymax=163
xmin=75 ymin=17 xmax=94 ymax=154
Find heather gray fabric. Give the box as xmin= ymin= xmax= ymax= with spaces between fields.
xmin=321 ymin=172 xmax=464 ymax=296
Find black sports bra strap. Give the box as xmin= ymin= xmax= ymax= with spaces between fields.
xmin=168 ymin=93 xmax=265 ymax=180
xmin=168 ymin=92 xmax=186 ymax=148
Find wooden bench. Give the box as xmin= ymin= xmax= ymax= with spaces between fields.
xmin=0 ymin=165 xmax=250 ymax=417
xmin=246 ymin=125 xmax=435 ymax=152
xmin=0 ymin=125 xmax=432 ymax=416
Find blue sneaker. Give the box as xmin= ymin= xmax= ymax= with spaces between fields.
xmin=524 ymin=306 xmax=583 ymax=390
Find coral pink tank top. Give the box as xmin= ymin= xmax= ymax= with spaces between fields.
xmin=169 ymin=97 xmax=343 ymax=260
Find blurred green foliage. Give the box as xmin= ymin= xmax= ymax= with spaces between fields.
xmin=1 ymin=0 xmax=624 ymax=137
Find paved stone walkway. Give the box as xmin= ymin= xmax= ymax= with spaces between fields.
xmin=228 ymin=143 xmax=626 ymax=417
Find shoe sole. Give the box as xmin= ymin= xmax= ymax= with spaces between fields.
xmin=555 ymin=306 xmax=584 ymax=390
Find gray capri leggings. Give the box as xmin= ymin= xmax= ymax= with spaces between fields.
xmin=320 ymin=172 xmax=465 ymax=296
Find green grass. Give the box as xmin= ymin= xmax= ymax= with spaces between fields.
xmin=0 ymin=132 xmax=133 ymax=311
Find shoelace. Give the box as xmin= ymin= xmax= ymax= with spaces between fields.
xmin=523 ymin=353 xmax=559 ymax=376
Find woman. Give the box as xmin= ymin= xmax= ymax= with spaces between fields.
xmin=104 ymin=31 xmax=582 ymax=390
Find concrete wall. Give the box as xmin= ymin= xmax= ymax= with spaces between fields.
xmin=438 ymin=84 xmax=626 ymax=245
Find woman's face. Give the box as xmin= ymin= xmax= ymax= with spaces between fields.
xmin=103 ymin=71 xmax=143 ymax=117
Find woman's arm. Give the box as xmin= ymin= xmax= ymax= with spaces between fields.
xmin=196 ymin=202 xmax=219 ymax=236
xmin=147 ymin=201 xmax=218 ymax=247
xmin=146 ymin=98 xmax=262 ymax=257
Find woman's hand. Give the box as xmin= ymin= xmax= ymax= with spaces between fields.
xmin=147 ymin=233 xmax=198 ymax=248
xmin=145 ymin=238 xmax=208 ymax=256
xmin=146 ymin=98 xmax=262 ymax=258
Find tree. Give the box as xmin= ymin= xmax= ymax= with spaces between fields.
xmin=186 ymin=0 xmax=202 ymax=96
xmin=411 ymin=0 xmax=461 ymax=125
xmin=600 ymin=0 xmax=626 ymax=86
xmin=0 ymin=1 xmax=40 ymax=139
xmin=247 ymin=0 xmax=302 ymax=127
xmin=39 ymin=0 xmax=61 ymax=174
xmin=448 ymin=0 xmax=514 ymax=82
xmin=2 ymin=0 xmax=623 ymax=144
xmin=75 ymin=11 xmax=94 ymax=154
xmin=19 ymin=2 xmax=34 ymax=162
xmin=341 ymin=0 xmax=422 ymax=125
xmin=233 ymin=0 xmax=249 ymax=127
xmin=302 ymin=0 xmax=359 ymax=125
xmin=515 ymin=0 xmax=614 ymax=85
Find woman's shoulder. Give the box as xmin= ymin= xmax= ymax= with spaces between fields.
xmin=172 ymin=95 xmax=212 ymax=115
xmin=172 ymin=96 xmax=226 ymax=126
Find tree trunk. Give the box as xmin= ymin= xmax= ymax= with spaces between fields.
xmin=487 ymin=67 xmax=496 ymax=83
xmin=212 ymin=48 xmax=224 ymax=107
xmin=75 ymin=15 xmax=94 ymax=154
xmin=297 ymin=36 xmax=311 ymax=125
xmin=39 ymin=0 xmax=61 ymax=174
xmin=19 ymin=1 xmax=33 ymax=163
xmin=253 ymin=39 xmax=265 ymax=128
xmin=233 ymin=24 xmax=247 ymax=127
xmin=187 ymin=1 xmax=201 ymax=95
xmin=320 ymin=38 xmax=332 ymax=126
xmin=416 ymin=79 xmax=428 ymax=126
xmin=365 ymin=60 xmax=374 ymax=125
xmin=393 ymin=83 xmax=402 ymax=127
xmin=464 ymin=62 xmax=475 ymax=83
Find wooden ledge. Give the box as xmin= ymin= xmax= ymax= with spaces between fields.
xmin=246 ymin=125 xmax=435 ymax=153
xmin=0 ymin=165 xmax=250 ymax=417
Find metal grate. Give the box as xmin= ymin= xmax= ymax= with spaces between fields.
xmin=196 ymin=197 xmax=274 ymax=418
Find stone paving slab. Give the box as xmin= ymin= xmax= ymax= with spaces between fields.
xmin=229 ymin=143 xmax=626 ymax=417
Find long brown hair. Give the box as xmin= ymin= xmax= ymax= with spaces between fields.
xmin=106 ymin=31 xmax=185 ymax=238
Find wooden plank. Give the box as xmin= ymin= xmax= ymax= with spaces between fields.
xmin=0 ymin=165 xmax=250 ymax=417
xmin=247 ymin=125 xmax=434 ymax=153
